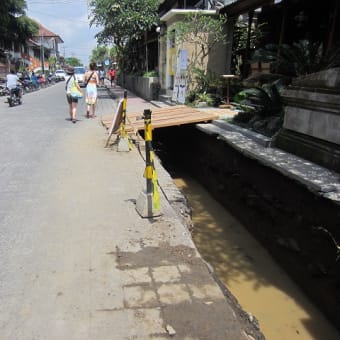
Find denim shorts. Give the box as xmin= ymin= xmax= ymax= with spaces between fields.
xmin=66 ymin=93 xmax=78 ymax=104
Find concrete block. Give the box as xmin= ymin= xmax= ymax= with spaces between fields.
xmin=283 ymin=107 xmax=311 ymax=135
xmin=136 ymin=190 xmax=161 ymax=218
xmin=117 ymin=137 xmax=130 ymax=152
xmin=284 ymin=107 xmax=340 ymax=145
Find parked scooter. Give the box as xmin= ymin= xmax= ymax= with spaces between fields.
xmin=0 ymin=84 xmax=9 ymax=96
xmin=7 ymin=86 xmax=23 ymax=107
xmin=0 ymin=78 xmax=8 ymax=96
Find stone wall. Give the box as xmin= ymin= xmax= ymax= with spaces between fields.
xmin=119 ymin=75 xmax=160 ymax=101
xmin=275 ymin=68 xmax=340 ymax=171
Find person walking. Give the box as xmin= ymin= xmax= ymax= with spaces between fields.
xmin=84 ymin=62 xmax=99 ymax=118
xmin=108 ymin=68 xmax=116 ymax=87
xmin=65 ymin=66 xmax=82 ymax=123
xmin=99 ymin=68 xmax=105 ymax=86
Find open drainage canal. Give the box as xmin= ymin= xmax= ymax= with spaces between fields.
xmin=174 ymin=175 xmax=339 ymax=340
xmin=151 ymin=125 xmax=340 ymax=340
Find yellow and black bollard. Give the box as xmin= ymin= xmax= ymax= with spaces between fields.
xmin=136 ymin=109 xmax=161 ymax=218
xmin=118 ymin=90 xmax=133 ymax=152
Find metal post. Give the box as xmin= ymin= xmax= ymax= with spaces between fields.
xmin=121 ymin=90 xmax=127 ymax=136
xmin=144 ymin=109 xmax=153 ymax=196
xmin=136 ymin=109 xmax=161 ymax=218
xmin=117 ymin=90 xmax=131 ymax=152
xmin=40 ymin=34 xmax=45 ymax=74
xmin=4 ymin=51 xmax=10 ymax=72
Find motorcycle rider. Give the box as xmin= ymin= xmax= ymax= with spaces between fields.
xmin=6 ymin=68 xmax=22 ymax=98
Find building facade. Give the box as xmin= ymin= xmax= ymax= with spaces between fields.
xmin=0 ymin=21 xmax=63 ymax=77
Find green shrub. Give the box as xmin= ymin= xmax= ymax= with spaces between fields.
xmin=143 ymin=70 xmax=159 ymax=77
xmin=234 ymin=79 xmax=285 ymax=118
xmin=194 ymin=91 xmax=213 ymax=106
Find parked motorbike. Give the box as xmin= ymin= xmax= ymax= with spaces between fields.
xmin=7 ymin=86 xmax=23 ymax=107
xmin=21 ymin=79 xmax=36 ymax=93
xmin=0 ymin=78 xmax=8 ymax=96
xmin=47 ymin=73 xmax=55 ymax=85
xmin=0 ymin=84 xmax=9 ymax=96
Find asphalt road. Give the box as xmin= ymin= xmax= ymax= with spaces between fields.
xmin=0 ymin=83 xmax=129 ymax=338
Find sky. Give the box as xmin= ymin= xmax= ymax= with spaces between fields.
xmin=26 ymin=0 xmax=102 ymax=66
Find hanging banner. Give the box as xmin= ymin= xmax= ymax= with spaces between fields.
xmin=179 ymin=49 xmax=188 ymax=70
xmin=177 ymin=74 xmax=187 ymax=104
xmin=172 ymin=71 xmax=180 ymax=102
xmin=168 ymin=47 xmax=176 ymax=76
xmin=172 ymin=49 xmax=188 ymax=104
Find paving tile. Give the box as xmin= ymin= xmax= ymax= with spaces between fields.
xmin=188 ymin=283 xmax=225 ymax=301
xmin=122 ymin=267 xmax=152 ymax=285
xmin=157 ymin=283 xmax=191 ymax=305
xmin=152 ymin=265 xmax=181 ymax=283
xmin=123 ymin=285 xmax=158 ymax=308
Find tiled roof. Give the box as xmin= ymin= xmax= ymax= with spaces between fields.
xmin=33 ymin=22 xmax=64 ymax=43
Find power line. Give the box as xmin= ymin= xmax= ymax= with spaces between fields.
xmin=28 ymin=0 xmax=87 ymax=4
xmin=28 ymin=10 xmax=89 ymax=23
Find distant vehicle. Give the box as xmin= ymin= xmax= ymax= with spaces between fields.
xmin=74 ymin=66 xmax=86 ymax=87
xmin=54 ymin=69 xmax=66 ymax=81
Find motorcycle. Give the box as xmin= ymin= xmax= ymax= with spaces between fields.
xmin=21 ymin=79 xmax=36 ymax=93
xmin=0 ymin=78 xmax=8 ymax=96
xmin=0 ymin=84 xmax=9 ymax=96
xmin=7 ymin=86 xmax=23 ymax=107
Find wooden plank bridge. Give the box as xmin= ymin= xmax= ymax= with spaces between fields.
xmin=101 ymin=105 xmax=226 ymax=134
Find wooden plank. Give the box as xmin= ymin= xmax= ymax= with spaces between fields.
xmin=125 ymin=112 xmax=218 ymax=132
xmin=101 ymin=105 xmax=220 ymax=132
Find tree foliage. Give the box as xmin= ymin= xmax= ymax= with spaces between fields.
xmin=0 ymin=0 xmax=38 ymax=46
xmin=90 ymin=45 xmax=108 ymax=64
xmin=48 ymin=56 xmax=57 ymax=72
xmin=170 ymin=12 xmax=227 ymax=69
xmin=90 ymin=45 xmax=118 ymax=67
xmin=233 ymin=22 xmax=266 ymax=52
xmin=64 ymin=57 xmax=82 ymax=67
xmin=252 ymin=40 xmax=340 ymax=76
xmin=89 ymin=0 xmax=159 ymax=67
xmin=169 ymin=12 xmax=227 ymax=91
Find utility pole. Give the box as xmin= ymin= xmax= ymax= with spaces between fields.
xmin=4 ymin=50 xmax=10 ymax=72
xmin=40 ymin=33 xmax=45 ymax=74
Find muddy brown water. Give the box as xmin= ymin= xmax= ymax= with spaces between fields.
xmin=174 ymin=176 xmax=340 ymax=340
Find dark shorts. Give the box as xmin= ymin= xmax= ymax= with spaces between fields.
xmin=66 ymin=94 xmax=78 ymax=104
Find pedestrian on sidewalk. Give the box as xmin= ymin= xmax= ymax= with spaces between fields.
xmin=65 ymin=66 xmax=82 ymax=123
xmin=99 ymin=68 xmax=105 ymax=87
xmin=108 ymin=68 xmax=116 ymax=87
xmin=84 ymin=62 xmax=99 ymax=118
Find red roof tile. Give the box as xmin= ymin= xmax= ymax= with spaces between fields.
xmin=34 ymin=22 xmax=64 ymax=43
